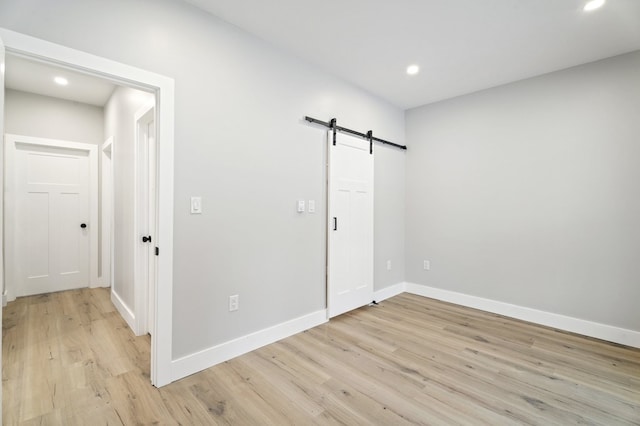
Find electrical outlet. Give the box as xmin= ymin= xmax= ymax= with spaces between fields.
xmin=423 ymin=260 xmax=430 ymax=271
xmin=229 ymin=294 xmax=239 ymax=311
xmin=387 ymin=260 xmax=392 ymax=271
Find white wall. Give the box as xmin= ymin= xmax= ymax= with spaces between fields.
xmin=405 ymin=51 xmax=640 ymax=332
xmin=375 ymin=144 xmax=406 ymax=290
xmin=0 ymin=0 xmax=406 ymax=360
xmin=5 ymin=89 xmax=103 ymax=144
xmin=104 ymin=86 xmax=154 ymax=318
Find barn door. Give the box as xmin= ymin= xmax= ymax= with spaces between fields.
xmin=327 ymin=130 xmax=374 ymax=318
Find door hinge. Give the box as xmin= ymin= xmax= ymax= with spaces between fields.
xmin=155 ymin=247 xmax=159 ymax=256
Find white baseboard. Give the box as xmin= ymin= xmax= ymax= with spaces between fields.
xmin=374 ymin=282 xmax=407 ymax=302
xmin=111 ymin=289 xmax=136 ymax=334
xmin=172 ymin=309 xmax=328 ymax=382
xmin=405 ymin=282 xmax=640 ymax=349
xmin=169 ymin=281 xmax=639 ymax=384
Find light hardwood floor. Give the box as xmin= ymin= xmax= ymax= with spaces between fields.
xmin=3 ymin=288 xmax=639 ymax=425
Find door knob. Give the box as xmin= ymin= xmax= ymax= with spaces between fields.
xmin=80 ymin=223 xmax=87 ymax=229
xmin=142 ymin=235 xmax=152 ymax=243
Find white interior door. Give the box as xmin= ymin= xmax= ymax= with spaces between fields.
xmin=327 ymin=130 xmax=374 ymax=318
xmin=5 ymin=135 xmax=96 ymax=298
xmin=134 ymin=104 xmax=157 ymax=335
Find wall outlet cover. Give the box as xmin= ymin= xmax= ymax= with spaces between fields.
xmin=229 ymin=294 xmax=239 ymax=311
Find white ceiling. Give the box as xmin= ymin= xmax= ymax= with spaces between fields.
xmin=5 ymin=55 xmax=116 ymax=106
xmin=183 ymin=0 xmax=640 ymax=109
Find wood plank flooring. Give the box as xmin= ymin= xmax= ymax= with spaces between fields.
xmin=3 ymin=288 xmax=639 ymax=425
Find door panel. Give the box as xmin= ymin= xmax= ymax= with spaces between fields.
xmin=58 ymin=192 xmax=83 ymax=275
xmin=328 ymin=131 xmax=374 ymax=318
xmin=25 ymin=192 xmax=50 ymax=279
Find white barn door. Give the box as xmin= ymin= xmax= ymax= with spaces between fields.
xmin=5 ymin=135 xmax=97 ymax=298
xmin=327 ymin=130 xmax=374 ymax=318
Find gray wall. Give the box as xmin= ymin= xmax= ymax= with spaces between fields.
xmin=0 ymin=0 xmax=406 ymax=359
xmin=5 ymin=89 xmax=103 ymax=144
xmin=405 ymin=51 xmax=640 ymax=331
xmin=104 ymin=86 xmax=155 ymax=315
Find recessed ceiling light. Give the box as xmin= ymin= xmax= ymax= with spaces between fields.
xmin=54 ymin=76 xmax=69 ymax=86
xmin=584 ymin=0 xmax=605 ymax=12
xmin=406 ymin=64 xmax=420 ymax=76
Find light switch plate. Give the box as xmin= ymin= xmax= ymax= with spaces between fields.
xmin=191 ymin=197 xmax=202 ymax=214
xmin=308 ymin=200 xmax=315 ymax=213
xmin=297 ymin=199 xmax=305 ymax=213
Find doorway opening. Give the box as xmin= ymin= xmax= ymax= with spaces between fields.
xmin=0 ymin=28 xmax=175 ymax=387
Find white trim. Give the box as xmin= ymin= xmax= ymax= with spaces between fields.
xmin=172 ymin=310 xmax=328 ymax=381
xmin=111 ymin=288 xmax=136 ymax=333
xmin=4 ymin=134 xmax=99 ymax=299
xmin=0 ymin=37 xmax=4 ymax=421
xmin=405 ymin=283 xmax=640 ymax=349
xmin=99 ymin=137 xmax=114 ymax=288
xmin=373 ymin=282 xmax=406 ymax=302
xmin=0 ymin=28 xmax=175 ymax=387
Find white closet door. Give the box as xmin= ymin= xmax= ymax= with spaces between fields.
xmin=327 ymin=130 xmax=374 ymax=318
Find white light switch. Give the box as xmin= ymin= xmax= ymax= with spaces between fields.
xmin=308 ymin=200 xmax=315 ymax=213
xmin=191 ymin=196 xmax=202 ymax=214
xmin=297 ymin=199 xmax=305 ymax=213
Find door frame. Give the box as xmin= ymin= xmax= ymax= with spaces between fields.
xmin=100 ymin=137 xmax=114 ymax=288
xmin=0 ymin=38 xmax=4 ymax=422
xmin=4 ymin=134 xmax=99 ymax=301
xmin=134 ymin=102 xmax=156 ymax=336
xmin=0 ymin=28 xmax=176 ymax=387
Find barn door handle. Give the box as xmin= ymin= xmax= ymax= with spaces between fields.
xmin=333 ymin=217 xmax=338 ymax=231
xmin=80 ymin=223 xmax=87 ymax=229
xmin=142 ymin=235 xmax=152 ymax=243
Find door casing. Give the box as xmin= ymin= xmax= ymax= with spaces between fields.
xmin=100 ymin=137 xmax=114 ymax=288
